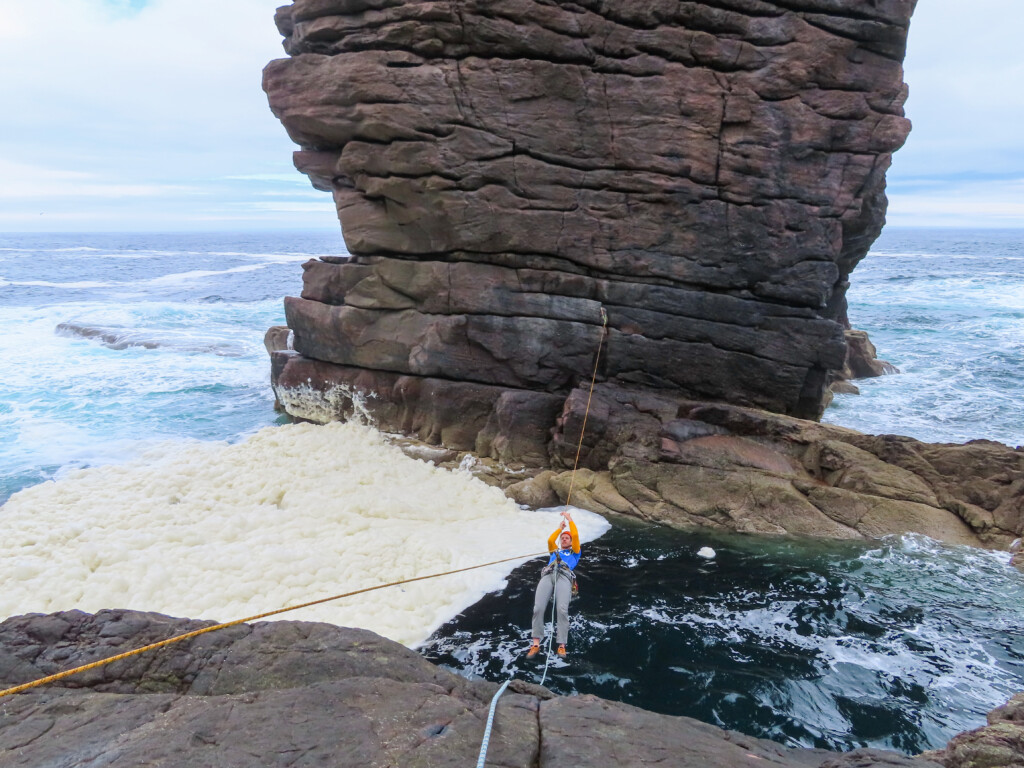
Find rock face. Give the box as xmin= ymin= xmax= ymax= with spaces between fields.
xmin=255 ymin=0 xmax=1020 ymax=551
xmin=263 ymin=330 xmax=1024 ymax=548
xmin=0 ymin=609 xmax=943 ymax=768
xmin=263 ymin=0 xmax=915 ymax=434
xmin=540 ymin=385 xmax=1024 ymax=548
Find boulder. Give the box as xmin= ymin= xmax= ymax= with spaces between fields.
xmin=922 ymin=693 xmax=1024 ymax=768
xmin=506 ymin=470 xmax=561 ymax=509
xmin=541 ymin=384 xmax=1023 ymax=548
xmin=0 ymin=609 xmax=948 ymax=768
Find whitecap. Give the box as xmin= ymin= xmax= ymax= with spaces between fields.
xmin=146 ymin=264 xmax=266 ymax=285
xmin=6 ymin=279 xmax=111 ymax=289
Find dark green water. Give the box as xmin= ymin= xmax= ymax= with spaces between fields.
xmin=419 ymin=523 xmax=1024 ymax=754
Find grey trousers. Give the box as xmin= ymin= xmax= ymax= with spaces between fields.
xmin=532 ymin=569 xmax=572 ymax=645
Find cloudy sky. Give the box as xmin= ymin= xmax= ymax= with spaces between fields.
xmin=0 ymin=0 xmax=1022 ymax=231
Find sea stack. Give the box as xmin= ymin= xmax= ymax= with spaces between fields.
xmin=259 ymin=2 xmax=1024 ymax=548
xmin=263 ymin=0 xmax=912 ymax=430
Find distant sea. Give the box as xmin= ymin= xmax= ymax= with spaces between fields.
xmin=1 ymin=228 xmax=1022 ymax=754
xmin=824 ymin=227 xmax=1024 ymax=447
xmin=0 ymin=230 xmax=339 ymax=505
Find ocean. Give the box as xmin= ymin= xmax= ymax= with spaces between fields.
xmin=823 ymin=228 xmax=1024 ymax=447
xmin=1 ymin=228 xmax=1022 ymax=754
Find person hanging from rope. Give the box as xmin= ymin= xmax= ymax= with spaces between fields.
xmin=527 ymin=509 xmax=581 ymax=658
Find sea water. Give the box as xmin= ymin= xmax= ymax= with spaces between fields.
xmin=823 ymin=228 xmax=1024 ymax=447
xmin=1 ymin=228 xmax=1022 ymax=754
xmin=0 ymin=231 xmax=609 ymax=646
xmin=422 ymin=524 xmax=1024 ymax=754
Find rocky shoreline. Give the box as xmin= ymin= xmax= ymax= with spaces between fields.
xmin=259 ymin=0 xmax=1022 ymax=555
xmin=268 ymin=325 xmax=1024 ymax=554
xmin=2 ymin=608 xmax=1017 ymax=767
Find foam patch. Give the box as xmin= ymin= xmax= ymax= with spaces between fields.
xmin=0 ymin=421 xmax=608 ymax=647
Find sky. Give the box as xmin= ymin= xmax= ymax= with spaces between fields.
xmin=0 ymin=0 xmax=1022 ymax=232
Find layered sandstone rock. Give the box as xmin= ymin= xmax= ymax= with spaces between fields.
xmin=258 ymin=1 xmax=1017 ymax=549
xmin=263 ymin=0 xmax=915 ymax=431
xmin=538 ymin=384 xmax=1024 ymax=548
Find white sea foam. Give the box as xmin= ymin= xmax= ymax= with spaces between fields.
xmin=146 ymin=264 xmax=266 ymax=285
xmin=0 ymin=421 xmax=609 ymax=647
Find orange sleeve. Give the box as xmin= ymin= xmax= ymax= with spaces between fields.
xmin=547 ymin=527 xmax=560 ymax=552
xmin=569 ymin=519 xmax=580 ymax=553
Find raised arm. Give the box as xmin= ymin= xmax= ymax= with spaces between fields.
xmin=547 ymin=526 xmax=560 ymax=552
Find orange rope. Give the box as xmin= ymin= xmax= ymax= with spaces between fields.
xmin=565 ymin=307 xmax=608 ymax=508
xmin=0 ymin=551 xmax=546 ymax=699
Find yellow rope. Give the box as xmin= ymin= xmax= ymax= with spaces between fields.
xmin=0 ymin=551 xmax=546 ymax=699
xmin=565 ymin=307 xmax=608 ymax=508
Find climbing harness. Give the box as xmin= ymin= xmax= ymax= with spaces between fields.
xmin=541 ymin=560 xmax=578 ymax=597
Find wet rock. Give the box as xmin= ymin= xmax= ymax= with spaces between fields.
xmin=548 ymin=468 xmax=639 ymax=517
xmin=263 ymin=325 xmax=291 ymax=355
xmin=545 ymin=384 xmax=1024 ymax=547
xmin=923 ymin=694 xmax=1024 ymax=767
xmin=989 ymin=693 xmax=1024 ymax=725
xmin=506 ymin=470 xmax=561 ymax=509
xmin=844 ymin=329 xmax=900 ymax=380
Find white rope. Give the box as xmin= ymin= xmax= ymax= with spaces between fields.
xmin=474 ymin=678 xmax=511 ymax=768
xmin=475 ymin=563 xmax=564 ymax=765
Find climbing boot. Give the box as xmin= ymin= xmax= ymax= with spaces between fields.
xmin=557 ymin=644 xmax=567 ymax=657
xmin=526 ymin=641 xmax=541 ymax=658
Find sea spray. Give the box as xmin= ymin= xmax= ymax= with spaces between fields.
xmin=0 ymin=421 xmax=608 ymax=647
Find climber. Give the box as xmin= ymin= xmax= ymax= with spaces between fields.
xmin=527 ymin=509 xmax=580 ymax=658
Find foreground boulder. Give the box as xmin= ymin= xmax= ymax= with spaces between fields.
xmin=922 ymin=693 xmax=1024 ymax=768
xmin=0 ymin=610 xmax=941 ymax=767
